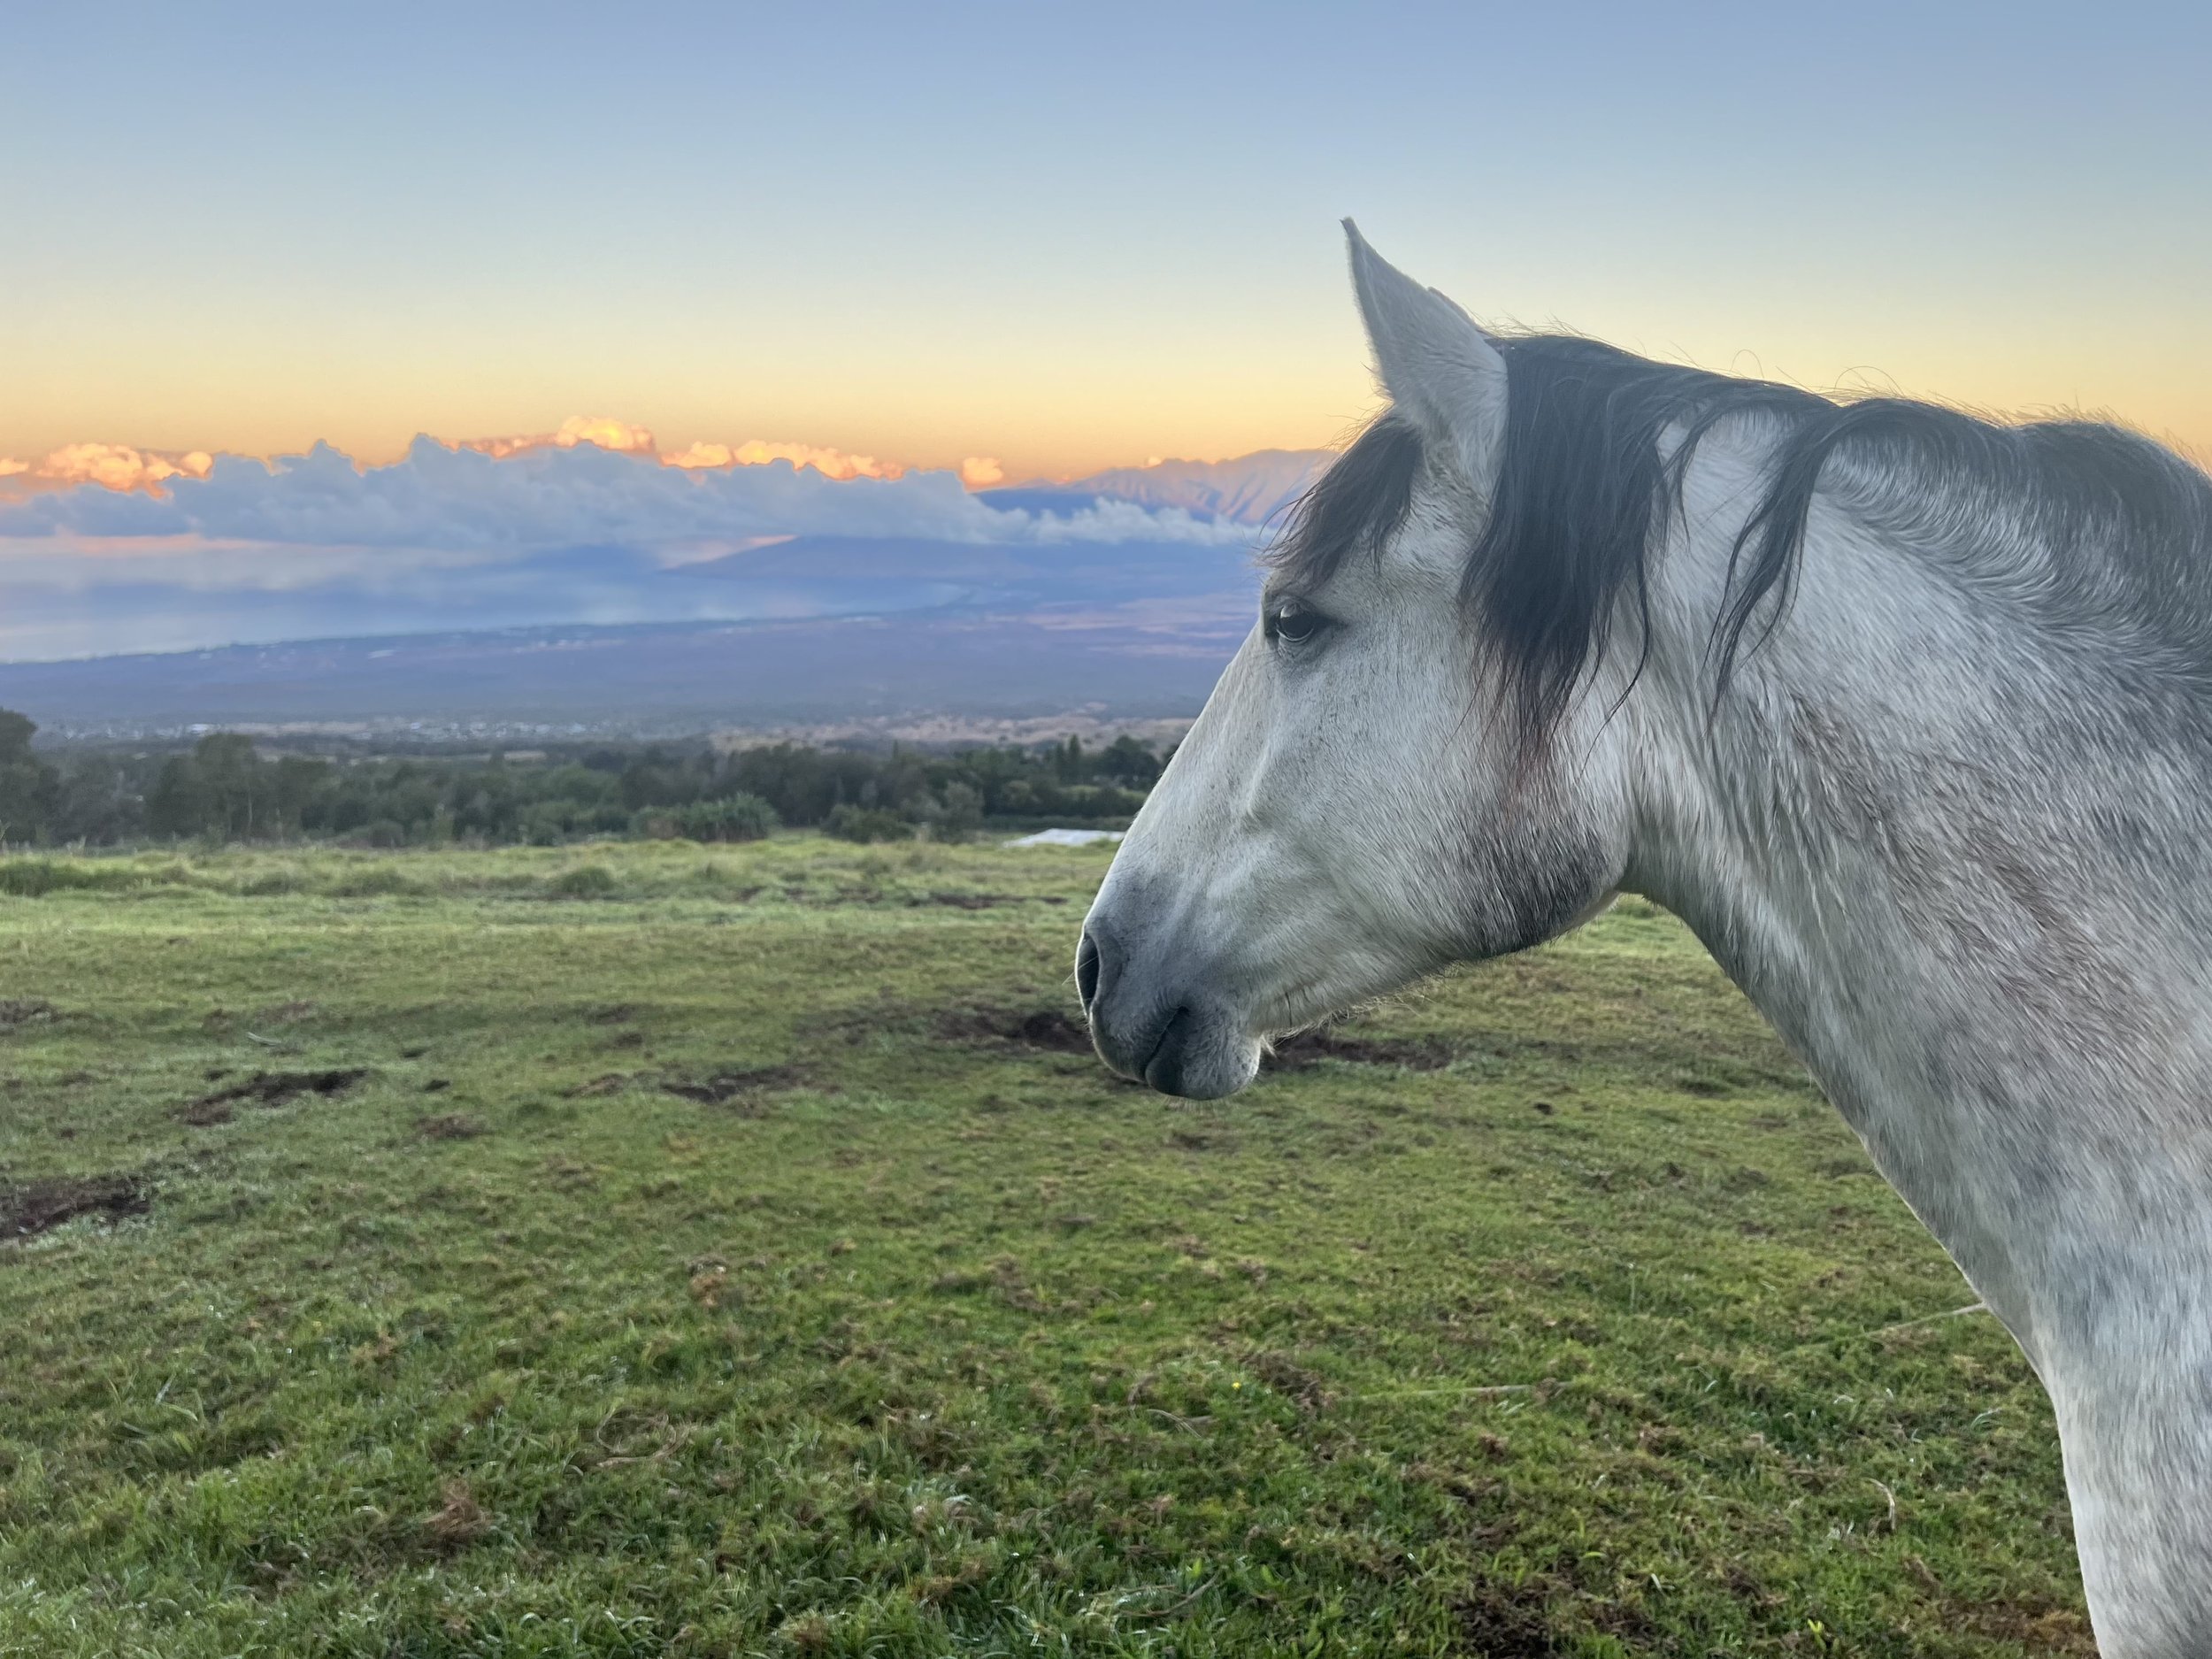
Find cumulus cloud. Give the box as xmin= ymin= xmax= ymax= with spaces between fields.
xmin=958 ymin=456 xmax=1005 ymax=488
xmin=462 ymin=415 xmax=659 ymax=459
xmin=465 ymin=420 xmax=909 ymax=485
xmin=0 ymin=433 xmax=1260 ymax=555
xmin=0 ymin=442 xmax=215 ymax=496
xmin=0 ymin=429 xmax=1292 ymax=660
xmin=660 ymin=438 xmax=904 ymax=480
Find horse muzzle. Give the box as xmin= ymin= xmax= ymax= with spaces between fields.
xmin=1076 ymin=916 xmax=1262 ymax=1100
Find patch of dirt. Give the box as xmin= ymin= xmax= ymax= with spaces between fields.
xmin=2 ymin=1173 xmax=148 ymax=1240
xmin=569 ymin=1072 xmax=634 ymax=1097
xmin=1245 ymin=1349 xmax=1333 ymax=1414
xmin=422 ymin=1479 xmax=492 ymax=1552
xmin=0 ymin=998 xmax=57 ymax=1028
xmin=1455 ymin=1582 xmax=1563 ymax=1657
xmin=910 ymin=892 xmax=1018 ymax=910
xmin=421 ymin=1078 xmax=452 ymax=1094
xmin=188 ymin=1068 xmax=369 ymax=1115
xmin=176 ymin=1096 xmax=235 ymax=1126
xmin=1672 ymin=1072 xmax=1734 ymax=1097
xmin=418 ymin=1113 xmax=488 ymax=1141
xmin=661 ymin=1064 xmax=810 ymax=1108
xmin=1263 ymin=1029 xmax=1458 ymax=1071
xmin=254 ymin=999 xmax=319 ymax=1025
xmin=584 ymin=1004 xmax=639 ymax=1025
xmin=1948 ymin=1589 xmax=2097 ymax=1655
xmin=934 ymin=1007 xmax=1094 ymax=1053
xmin=927 ymin=1004 xmax=1473 ymax=1087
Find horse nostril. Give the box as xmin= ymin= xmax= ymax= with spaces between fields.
xmin=1076 ymin=929 xmax=1103 ymax=1013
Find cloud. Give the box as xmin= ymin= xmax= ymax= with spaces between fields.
xmin=466 ymin=420 xmax=905 ymax=484
xmin=0 ymin=442 xmax=215 ymax=496
xmin=660 ymin=438 xmax=905 ymax=480
xmin=958 ymin=456 xmax=1005 ymax=488
xmin=0 ymin=430 xmax=1289 ymax=661
xmin=0 ymin=433 xmax=1260 ymax=555
xmin=462 ymin=415 xmax=659 ymax=460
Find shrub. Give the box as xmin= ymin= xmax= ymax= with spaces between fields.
xmin=674 ymin=795 xmax=780 ymax=843
xmin=824 ymin=805 xmax=911 ymax=844
xmin=518 ymin=803 xmax=571 ymax=847
xmin=0 ymin=859 xmax=144 ymax=897
xmin=328 ymin=865 xmax=425 ymax=898
xmin=548 ymin=864 xmax=618 ymax=898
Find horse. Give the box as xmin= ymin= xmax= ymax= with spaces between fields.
xmin=1078 ymin=222 xmax=2212 ymax=1655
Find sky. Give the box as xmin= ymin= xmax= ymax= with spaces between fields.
xmin=6 ymin=0 xmax=2209 ymax=486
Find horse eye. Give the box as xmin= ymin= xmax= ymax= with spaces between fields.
xmin=1268 ymin=601 xmax=1328 ymax=646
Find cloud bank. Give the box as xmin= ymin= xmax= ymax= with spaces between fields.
xmin=0 ymin=432 xmax=1256 ymax=553
xmin=0 ymin=442 xmax=217 ymax=495
xmin=0 ymin=425 xmax=1288 ymax=661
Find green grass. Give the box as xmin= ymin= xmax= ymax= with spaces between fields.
xmin=0 ymin=837 xmax=2090 ymax=1656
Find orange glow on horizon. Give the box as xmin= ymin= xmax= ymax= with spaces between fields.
xmin=0 ymin=418 xmax=1310 ymax=498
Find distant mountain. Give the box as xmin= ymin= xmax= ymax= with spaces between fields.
xmin=0 ymin=534 xmax=1264 ymax=734
xmin=980 ymin=448 xmax=1329 ymax=527
xmin=0 ymin=606 xmax=1253 ymax=738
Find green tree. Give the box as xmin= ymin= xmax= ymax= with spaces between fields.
xmin=0 ymin=710 xmax=58 ymax=843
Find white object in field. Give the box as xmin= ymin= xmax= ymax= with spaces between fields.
xmin=1003 ymin=828 xmax=1125 ymax=848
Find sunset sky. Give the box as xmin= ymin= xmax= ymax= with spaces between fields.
xmin=6 ymin=1 xmax=2208 ymax=482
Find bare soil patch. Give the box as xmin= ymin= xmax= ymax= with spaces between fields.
xmin=1263 ymin=1029 xmax=1458 ymax=1071
xmin=188 ymin=1068 xmax=369 ymax=1117
xmin=418 ymin=1113 xmax=488 ymax=1141
xmin=1454 ymin=1583 xmax=1563 ymax=1658
xmin=1245 ymin=1349 xmax=1333 ymax=1414
xmin=2 ymin=1173 xmax=148 ymax=1240
xmin=910 ymin=892 xmax=1018 ymax=910
xmin=926 ymin=1006 xmax=1458 ymax=1071
xmin=662 ymin=1064 xmax=810 ymax=1109
xmin=422 ymin=1478 xmax=493 ymax=1553
xmin=0 ymin=997 xmax=57 ymax=1028
xmin=933 ymin=1006 xmax=1094 ymax=1053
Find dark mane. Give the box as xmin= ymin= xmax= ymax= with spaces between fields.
xmin=1268 ymin=334 xmax=2212 ymax=740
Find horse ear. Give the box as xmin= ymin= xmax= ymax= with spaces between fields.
xmin=1343 ymin=219 xmax=1507 ymax=490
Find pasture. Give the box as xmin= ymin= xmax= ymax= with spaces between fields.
xmin=0 ymin=838 xmax=2089 ymax=1655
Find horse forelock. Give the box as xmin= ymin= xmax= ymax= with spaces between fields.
xmin=1263 ymin=416 xmax=1424 ymax=591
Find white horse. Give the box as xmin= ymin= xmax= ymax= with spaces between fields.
xmin=1080 ymin=223 xmax=2212 ymax=1655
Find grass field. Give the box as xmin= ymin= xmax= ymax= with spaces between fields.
xmin=0 ymin=838 xmax=2092 ymax=1656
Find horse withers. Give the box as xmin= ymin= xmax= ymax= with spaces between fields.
xmin=1080 ymin=223 xmax=2212 ymax=1655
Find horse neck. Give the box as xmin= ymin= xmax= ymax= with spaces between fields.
xmin=1613 ymin=466 xmax=2212 ymax=1362
xmin=1600 ymin=438 xmax=2212 ymax=1652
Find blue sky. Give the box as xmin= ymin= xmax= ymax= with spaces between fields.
xmin=6 ymin=1 xmax=2207 ymax=478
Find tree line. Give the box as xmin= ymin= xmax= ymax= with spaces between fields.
xmin=0 ymin=710 xmax=1164 ymax=849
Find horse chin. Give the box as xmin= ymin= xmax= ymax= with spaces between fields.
xmin=1143 ymin=1022 xmax=1262 ymax=1101
xmin=1094 ymin=1001 xmax=1262 ymax=1101
xmin=1141 ymin=1026 xmax=1265 ymax=1106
